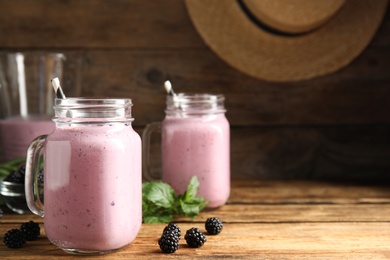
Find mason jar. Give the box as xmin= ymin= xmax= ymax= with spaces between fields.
xmin=143 ymin=93 xmax=230 ymax=208
xmin=25 ymin=98 xmax=142 ymax=255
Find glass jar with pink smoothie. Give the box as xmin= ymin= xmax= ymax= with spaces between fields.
xmin=0 ymin=52 xmax=82 ymax=162
xmin=143 ymin=94 xmax=230 ymax=208
xmin=25 ymin=98 xmax=142 ymax=255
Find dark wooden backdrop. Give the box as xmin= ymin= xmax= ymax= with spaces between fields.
xmin=1 ymin=0 xmax=389 ymax=180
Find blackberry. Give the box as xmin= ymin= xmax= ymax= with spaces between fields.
xmin=4 ymin=170 xmax=24 ymax=183
xmin=163 ymin=222 xmax=181 ymax=239
xmin=4 ymin=164 xmax=26 ymax=184
xmin=205 ymin=217 xmax=223 ymax=235
xmin=3 ymin=229 xmax=26 ymax=248
xmin=158 ymin=231 xmax=179 ymax=253
xmin=38 ymin=169 xmax=44 ymax=185
xmin=18 ymin=165 xmax=26 ymax=175
xmin=184 ymin=227 xmax=207 ymax=248
xmin=20 ymin=221 xmax=40 ymax=241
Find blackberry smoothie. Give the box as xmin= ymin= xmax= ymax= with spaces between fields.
xmin=26 ymin=98 xmax=142 ymax=254
xmin=0 ymin=117 xmax=54 ymax=161
xmin=44 ymin=124 xmax=141 ymax=252
xmin=162 ymin=114 xmax=230 ymax=208
xmin=143 ymin=93 xmax=230 ymax=208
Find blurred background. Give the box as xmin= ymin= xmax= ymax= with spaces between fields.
xmin=0 ymin=0 xmax=389 ymax=180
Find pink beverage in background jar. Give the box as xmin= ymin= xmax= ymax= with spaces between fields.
xmin=162 ymin=114 xmax=230 ymax=208
xmin=26 ymin=98 xmax=142 ymax=255
xmin=0 ymin=117 xmax=54 ymax=161
xmin=0 ymin=52 xmax=81 ymax=163
xmin=143 ymin=93 xmax=230 ymax=208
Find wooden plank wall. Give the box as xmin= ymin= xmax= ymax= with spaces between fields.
xmin=0 ymin=0 xmax=389 ymax=180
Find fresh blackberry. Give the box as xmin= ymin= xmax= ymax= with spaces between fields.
xmin=18 ymin=165 xmax=26 ymax=175
xmin=205 ymin=217 xmax=223 ymax=235
xmin=184 ymin=227 xmax=207 ymax=248
xmin=4 ymin=170 xmax=24 ymax=183
xmin=3 ymin=229 xmax=26 ymax=248
xmin=37 ymin=169 xmax=44 ymax=185
xmin=158 ymin=231 xmax=179 ymax=253
xmin=3 ymin=164 xmax=26 ymax=184
xmin=163 ymin=222 xmax=181 ymax=239
xmin=20 ymin=221 xmax=40 ymax=241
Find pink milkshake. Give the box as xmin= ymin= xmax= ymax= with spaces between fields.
xmin=143 ymin=93 xmax=230 ymax=208
xmin=162 ymin=114 xmax=230 ymax=208
xmin=0 ymin=117 xmax=54 ymax=161
xmin=44 ymin=124 xmax=141 ymax=252
xmin=26 ymin=98 xmax=141 ymax=255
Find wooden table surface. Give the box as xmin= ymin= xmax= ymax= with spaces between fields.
xmin=0 ymin=180 xmax=390 ymax=259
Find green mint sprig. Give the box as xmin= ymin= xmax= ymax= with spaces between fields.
xmin=142 ymin=176 xmax=209 ymax=223
xmin=0 ymin=157 xmax=26 ymax=178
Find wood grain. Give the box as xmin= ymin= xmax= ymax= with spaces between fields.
xmin=229 ymin=180 xmax=390 ymax=204
xmin=228 ymin=126 xmax=390 ymax=180
xmin=3 ymin=203 xmax=390 ymax=225
xmin=0 ymin=0 xmax=389 ymax=179
xmin=137 ymin=126 xmax=390 ymax=180
xmin=0 ymin=223 xmax=390 ymax=259
xmin=73 ymin=49 xmax=390 ymax=126
xmin=0 ymin=0 xmax=203 ymax=48
xmin=1 ymin=181 xmax=390 ymax=259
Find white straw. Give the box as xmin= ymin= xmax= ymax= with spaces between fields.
xmin=164 ymin=80 xmax=181 ymax=109
xmin=15 ymin=53 xmax=28 ymax=118
xmin=51 ymin=77 xmax=66 ymax=99
xmin=164 ymin=80 xmax=176 ymax=96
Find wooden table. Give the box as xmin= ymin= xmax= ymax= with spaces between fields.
xmin=1 ymin=180 xmax=390 ymax=259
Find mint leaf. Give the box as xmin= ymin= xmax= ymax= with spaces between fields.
xmin=180 ymin=195 xmax=209 ymax=219
xmin=183 ymin=176 xmax=199 ymax=200
xmin=142 ymin=176 xmax=209 ymax=223
xmin=179 ymin=176 xmax=209 ymax=218
xmin=180 ymin=201 xmax=201 ymax=219
xmin=143 ymin=213 xmax=173 ymax=224
xmin=0 ymin=157 xmax=25 ymax=178
xmin=146 ymin=182 xmax=176 ymax=208
xmin=142 ymin=181 xmax=155 ymax=196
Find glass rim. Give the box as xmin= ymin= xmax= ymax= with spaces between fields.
xmin=167 ymin=93 xmax=224 ymax=102
xmin=53 ymin=98 xmax=134 ymax=123
xmin=165 ymin=93 xmax=226 ymax=114
xmin=54 ymin=97 xmax=133 ymax=108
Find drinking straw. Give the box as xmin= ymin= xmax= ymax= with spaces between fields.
xmin=164 ymin=80 xmax=176 ymax=96
xmin=15 ymin=53 xmax=28 ymax=117
xmin=50 ymin=77 xmax=66 ymax=99
xmin=164 ymin=80 xmax=182 ymax=110
xmin=0 ymin=61 xmax=11 ymax=117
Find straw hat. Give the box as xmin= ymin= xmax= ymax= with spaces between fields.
xmin=185 ymin=0 xmax=388 ymax=82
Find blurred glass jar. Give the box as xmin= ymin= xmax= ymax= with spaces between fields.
xmin=0 ymin=52 xmax=82 ymax=162
xmin=0 ymin=179 xmax=44 ymax=214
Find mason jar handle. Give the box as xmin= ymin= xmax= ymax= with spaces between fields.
xmin=25 ymin=135 xmax=47 ymax=217
xmin=142 ymin=122 xmax=161 ymax=181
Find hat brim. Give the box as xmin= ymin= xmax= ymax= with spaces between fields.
xmin=185 ymin=0 xmax=389 ymax=82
